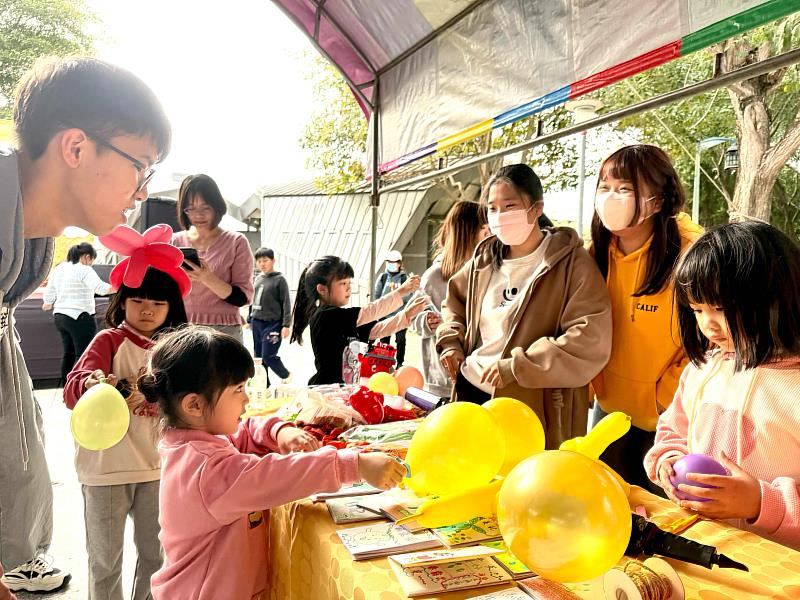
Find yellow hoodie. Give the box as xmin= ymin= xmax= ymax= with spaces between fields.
xmin=592 ymin=213 xmax=702 ymax=431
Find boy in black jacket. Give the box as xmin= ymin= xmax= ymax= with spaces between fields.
xmin=250 ymin=248 xmax=292 ymax=384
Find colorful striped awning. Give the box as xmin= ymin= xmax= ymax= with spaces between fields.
xmin=272 ymin=0 xmax=799 ymax=174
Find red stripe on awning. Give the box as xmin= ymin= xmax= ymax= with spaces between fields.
xmin=570 ymin=40 xmax=683 ymax=98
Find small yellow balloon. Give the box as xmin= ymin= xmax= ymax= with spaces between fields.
xmin=70 ymin=383 xmax=131 ymax=451
xmin=367 ymin=372 xmax=399 ymax=396
xmin=405 ymin=402 xmax=505 ymax=496
xmin=483 ymin=397 xmax=545 ymax=476
xmin=497 ymin=450 xmax=631 ymax=583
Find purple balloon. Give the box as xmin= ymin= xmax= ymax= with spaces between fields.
xmin=670 ymin=454 xmax=729 ymax=502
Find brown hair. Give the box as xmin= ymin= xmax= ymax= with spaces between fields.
xmin=177 ymin=174 xmax=227 ymax=230
xmin=13 ymin=56 xmax=170 ymax=160
xmin=590 ymin=144 xmax=687 ymax=296
xmin=434 ymin=201 xmax=487 ymax=280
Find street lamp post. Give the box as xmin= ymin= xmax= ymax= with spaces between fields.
xmin=566 ymin=98 xmax=603 ymax=237
xmin=692 ymin=136 xmax=736 ymax=223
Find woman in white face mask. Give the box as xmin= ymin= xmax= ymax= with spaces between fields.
xmin=436 ymin=164 xmax=613 ymax=449
xmin=588 ymin=144 xmax=702 ymax=494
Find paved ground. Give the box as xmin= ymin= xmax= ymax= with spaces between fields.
xmin=15 ymin=329 xmax=422 ymax=599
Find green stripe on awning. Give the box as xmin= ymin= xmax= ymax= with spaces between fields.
xmin=682 ymin=0 xmax=800 ymax=55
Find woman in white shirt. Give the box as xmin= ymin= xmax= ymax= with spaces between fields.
xmin=43 ymin=243 xmax=113 ymax=385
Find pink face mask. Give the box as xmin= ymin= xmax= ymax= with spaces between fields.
xmin=488 ymin=206 xmax=536 ymax=246
xmin=595 ymin=192 xmax=656 ymax=232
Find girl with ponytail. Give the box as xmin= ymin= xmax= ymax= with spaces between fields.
xmin=291 ymin=255 xmax=426 ymax=384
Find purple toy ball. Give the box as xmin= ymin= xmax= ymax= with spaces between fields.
xmin=670 ymin=453 xmax=729 ymax=502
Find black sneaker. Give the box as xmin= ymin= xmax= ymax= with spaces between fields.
xmin=0 ymin=556 xmax=71 ymax=593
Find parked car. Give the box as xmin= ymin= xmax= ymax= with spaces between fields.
xmin=16 ymin=263 xmax=113 ymax=388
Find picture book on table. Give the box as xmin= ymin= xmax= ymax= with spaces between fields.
xmin=309 ymin=481 xmax=382 ymax=502
xmin=389 ymin=556 xmax=513 ymax=597
xmin=354 ymin=488 xmax=429 ymax=532
xmin=389 ymin=545 xmax=503 ymax=568
xmin=483 ymin=541 xmax=534 ymax=579
xmin=432 ymin=515 xmax=503 ymax=548
xmin=325 ymin=495 xmax=386 ymax=524
xmin=336 ymin=522 xmax=442 ymax=560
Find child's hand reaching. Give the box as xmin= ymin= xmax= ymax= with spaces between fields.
xmin=403 ymin=295 xmax=428 ymax=320
xmin=397 ymin=274 xmax=421 ymax=296
xmin=657 ymin=455 xmax=683 ymax=502
xmin=277 ymin=426 xmax=321 ymax=454
xmin=85 ymin=369 xmax=118 ymax=390
xmin=676 ymin=452 xmax=762 ymax=521
xmin=358 ymin=453 xmax=406 ymax=490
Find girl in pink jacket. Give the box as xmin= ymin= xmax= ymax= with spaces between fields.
xmin=645 ymin=221 xmax=800 ymax=550
xmin=139 ymin=327 xmax=406 ymax=600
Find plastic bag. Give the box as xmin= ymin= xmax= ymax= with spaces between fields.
xmin=289 ymin=388 xmax=366 ymax=430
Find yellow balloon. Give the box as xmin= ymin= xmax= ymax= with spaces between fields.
xmin=559 ymin=411 xmax=631 ymax=460
xmin=405 ymin=402 xmax=505 ymax=496
xmin=497 ymin=450 xmax=631 ymax=583
xmin=483 ymin=397 xmax=545 ymax=476
xmin=399 ymin=479 xmax=503 ymax=528
xmin=367 ymin=372 xmax=399 ymax=396
xmin=70 ymin=383 xmax=131 ymax=451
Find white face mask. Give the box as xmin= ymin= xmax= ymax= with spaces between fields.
xmin=595 ymin=192 xmax=656 ymax=232
xmin=488 ymin=205 xmax=536 ymax=246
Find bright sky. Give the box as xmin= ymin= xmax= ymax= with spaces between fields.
xmin=86 ymin=0 xmax=321 ymax=203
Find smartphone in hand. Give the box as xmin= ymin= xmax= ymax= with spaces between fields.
xmin=179 ymin=247 xmax=200 ymax=269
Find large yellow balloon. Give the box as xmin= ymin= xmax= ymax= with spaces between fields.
xmin=405 ymin=402 xmax=505 ymax=496
xmin=483 ymin=397 xmax=545 ymax=476
xmin=70 ymin=383 xmax=131 ymax=451
xmin=368 ymin=372 xmax=399 ymax=396
xmin=497 ymin=450 xmax=631 ymax=583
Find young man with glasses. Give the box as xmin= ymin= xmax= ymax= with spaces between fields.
xmin=0 ymin=56 xmax=170 ymax=596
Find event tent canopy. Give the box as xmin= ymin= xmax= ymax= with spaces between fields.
xmin=271 ymin=0 xmax=798 ymax=174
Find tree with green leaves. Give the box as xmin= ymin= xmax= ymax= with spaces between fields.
xmin=0 ymin=0 xmax=97 ymax=119
xmin=299 ymin=55 xmax=368 ymax=193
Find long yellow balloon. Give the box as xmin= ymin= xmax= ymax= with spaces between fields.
xmin=396 ymin=480 xmax=503 ymax=528
xmin=559 ymin=411 xmax=631 ymax=459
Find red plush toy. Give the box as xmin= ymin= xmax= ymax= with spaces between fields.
xmin=346 ymin=386 xmax=417 ymax=424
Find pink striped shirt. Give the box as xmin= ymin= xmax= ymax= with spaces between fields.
xmin=645 ymin=352 xmax=800 ymax=550
xmin=172 ymin=229 xmax=254 ymax=326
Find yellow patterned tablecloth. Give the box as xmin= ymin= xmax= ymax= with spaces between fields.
xmin=266 ymin=486 xmax=800 ymax=600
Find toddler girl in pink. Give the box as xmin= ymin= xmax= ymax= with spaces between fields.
xmin=645 ymin=221 xmax=800 ymax=550
xmin=140 ymin=327 xmax=405 ymax=599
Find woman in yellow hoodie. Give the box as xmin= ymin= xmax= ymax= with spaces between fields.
xmin=589 ymin=144 xmax=702 ymax=493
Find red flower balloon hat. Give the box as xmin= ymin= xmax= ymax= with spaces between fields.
xmin=99 ymin=224 xmax=191 ymax=297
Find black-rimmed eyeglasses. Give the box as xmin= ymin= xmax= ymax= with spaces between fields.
xmin=67 ymin=124 xmax=155 ymax=192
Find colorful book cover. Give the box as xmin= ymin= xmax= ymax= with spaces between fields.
xmin=389 ymin=545 xmax=503 ymax=568
xmin=389 ymin=556 xmax=513 ymax=597
xmin=336 ymin=522 xmax=442 ymax=560
xmin=325 ymin=495 xmax=386 ymax=524
xmin=432 ymin=515 xmax=503 ymax=548
xmin=483 ymin=541 xmax=534 ymax=580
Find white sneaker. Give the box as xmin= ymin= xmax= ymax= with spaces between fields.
xmin=0 ymin=555 xmax=71 ymax=593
